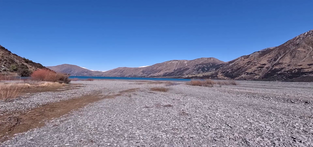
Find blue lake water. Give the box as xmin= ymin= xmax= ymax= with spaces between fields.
xmin=69 ymin=76 xmax=191 ymax=82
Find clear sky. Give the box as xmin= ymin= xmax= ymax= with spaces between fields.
xmin=1 ymin=0 xmax=313 ymax=71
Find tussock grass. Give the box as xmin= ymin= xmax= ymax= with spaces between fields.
xmin=186 ymin=79 xmax=237 ymax=87
xmin=150 ymin=87 xmax=169 ymax=92
xmin=187 ymin=79 xmax=215 ymax=87
xmin=0 ymin=84 xmax=25 ymax=101
xmin=0 ymin=82 xmax=67 ymax=101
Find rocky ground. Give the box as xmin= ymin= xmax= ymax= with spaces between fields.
xmin=1 ymin=80 xmax=313 ymax=146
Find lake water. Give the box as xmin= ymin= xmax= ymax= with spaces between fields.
xmin=69 ymin=76 xmax=191 ymax=82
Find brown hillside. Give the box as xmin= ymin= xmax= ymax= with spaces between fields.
xmin=102 ymin=58 xmax=224 ymax=77
xmin=48 ymin=64 xmax=106 ymax=76
xmin=0 ymin=45 xmax=46 ymax=77
xmin=191 ymin=30 xmax=313 ymax=82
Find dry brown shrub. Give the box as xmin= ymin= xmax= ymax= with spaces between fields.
xmin=71 ymin=78 xmax=79 ymax=81
xmin=150 ymin=87 xmax=169 ymax=92
xmin=187 ymin=79 xmax=236 ymax=87
xmin=86 ymin=78 xmax=94 ymax=81
xmin=31 ymin=69 xmax=70 ymax=84
xmin=186 ymin=79 xmax=215 ymax=87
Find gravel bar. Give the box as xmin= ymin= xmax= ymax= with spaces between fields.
xmin=1 ymin=80 xmax=313 ymax=146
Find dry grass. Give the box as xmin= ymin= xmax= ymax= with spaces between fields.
xmin=0 ymin=82 xmax=76 ymax=101
xmin=0 ymin=84 xmax=25 ymax=101
xmin=0 ymin=75 xmax=18 ymax=81
xmin=186 ymin=79 xmax=237 ymax=87
xmin=150 ymin=87 xmax=169 ymax=92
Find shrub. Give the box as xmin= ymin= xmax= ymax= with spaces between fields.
xmin=186 ymin=79 xmax=236 ymax=87
xmin=10 ymin=64 xmax=18 ymax=72
xmin=17 ymin=64 xmax=31 ymax=77
xmin=150 ymin=87 xmax=169 ymax=92
xmin=31 ymin=69 xmax=71 ymax=84
xmin=86 ymin=78 xmax=94 ymax=81
xmin=71 ymin=78 xmax=79 ymax=81
xmin=186 ymin=79 xmax=215 ymax=87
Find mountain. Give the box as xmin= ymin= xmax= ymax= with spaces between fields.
xmin=49 ymin=30 xmax=313 ymax=81
xmin=188 ymin=30 xmax=313 ymax=81
xmin=102 ymin=58 xmax=224 ymax=77
xmin=0 ymin=45 xmax=46 ymax=77
xmin=48 ymin=64 xmax=106 ymax=76
xmin=49 ymin=58 xmax=224 ymax=77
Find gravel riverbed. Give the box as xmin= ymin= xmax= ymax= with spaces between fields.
xmin=1 ymin=80 xmax=313 ymax=146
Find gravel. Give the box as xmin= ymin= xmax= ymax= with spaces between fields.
xmin=1 ymin=80 xmax=313 ymax=146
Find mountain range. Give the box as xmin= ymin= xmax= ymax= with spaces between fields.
xmin=1 ymin=30 xmax=313 ymax=81
xmin=49 ymin=30 xmax=313 ymax=81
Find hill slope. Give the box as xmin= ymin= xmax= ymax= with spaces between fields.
xmin=102 ymin=58 xmax=224 ymax=77
xmin=48 ymin=64 xmax=106 ymax=76
xmin=189 ymin=30 xmax=313 ymax=81
xmin=0 ymin=45 xmax=45 ymax=77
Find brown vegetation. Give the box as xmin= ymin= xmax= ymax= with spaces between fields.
xmin=0 ymin=74 xmax=18 ymax=81
xmin=135 ymin=81 xmax=176 ymax=86
xmin=0 ymin=84 xmax=25 ymax=101
xmin=31 ymin=69 xmax=70 ymax=84
xmin=0 ymin=82 xmax=70 ymax=101
xmin=86 ymin=78 xmax=94 ymax=81
xmin=70 ymin=78 xmax=79 ymax=81
xmin=150 ymin=87 xmax=169 ymax=92
xmin=186 ymin=79 xmax=237 ymax=87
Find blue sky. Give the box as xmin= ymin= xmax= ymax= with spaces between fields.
xmin=1 ymin=0 xmax=313 ymax=71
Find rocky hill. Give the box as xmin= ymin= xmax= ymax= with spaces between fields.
xmin=48 ymin=64 xmax=106 ymax=76
xmin=102 ymin=58 xmax=224 ymax=77
xmin=0 ymin=45 xmax=46 ymax=77
xmin=188 ymin=30 xmax=313 ymax=81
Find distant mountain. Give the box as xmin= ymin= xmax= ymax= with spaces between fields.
xmin=0 ymin=45 xmax=46 ymax=77
xmin=102 ymin=58 xmax=224 ymax=77
xmin=187 ymin=30 xmax=313 ymax=81
xmin=49 ymin=58 xmax=224 ymax=78
xmin=48 ymin=64 xmax=106 ymax=76
xmin=49 ymin=30 xmax=313 ymax=82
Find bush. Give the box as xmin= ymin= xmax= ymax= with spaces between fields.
xmin=86 ymin=78 xmax=94 ymax=81
xmin=10 ymin=64 xmax=18 ymax=72
xmin=150 ymin=87 xmax=169 ymax=92
xmin=186 ymin=79 xmax=237 ymax=87
xmin=31 ymin=69 xmax=71 ymax=84
xmin=186 ymin=79 xmax=215 ymax=87
xmin=17 ymin=64 xmax=31 ymax=77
